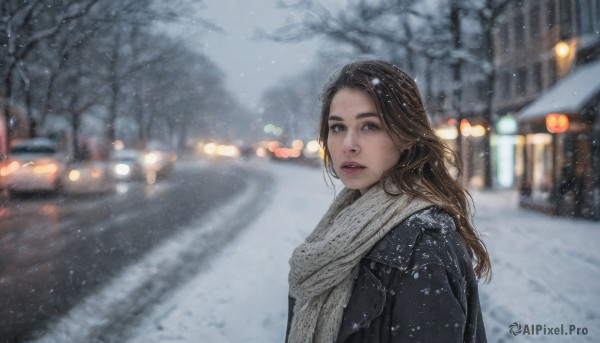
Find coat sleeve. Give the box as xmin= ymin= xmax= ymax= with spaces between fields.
xmin=343 ymin=230 xmax=473 ymax=343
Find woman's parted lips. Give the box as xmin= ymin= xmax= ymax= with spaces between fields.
xmin=340 ymin=161 xmax=366 ymax=169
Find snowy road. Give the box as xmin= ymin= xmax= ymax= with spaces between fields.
xmin=32 ymin=161 xmax=599 ymax=343
xmin=0 ymin=160 xmax=271 ymax=342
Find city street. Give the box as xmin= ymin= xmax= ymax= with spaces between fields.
xmin=2 ymin=161 xmax=598 ymax=342
xmin=118 ymin=162 xmax=598 ymax=343
xmin=0 ymin=161 xmax=271 ymax=342
xmin=2 ymin=0 xmax=598 ymax=342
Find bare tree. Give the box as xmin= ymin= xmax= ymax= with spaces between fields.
xmin=0 ymin=0 xmax=102 ymax=149
xmin=265 ymin=0 xmax=517 ymax=189
xmin=1 ymin=0 xmax=227 ymax=158
xmin=462 ymin=0 xmax=515 ymax=188
xmin=259 ymin=61 xmax=333 ymax=142
xmin=136 ymin=42 xmax=220 ymax=148
xmin=262 ymin=0 xmax=422 ymax=72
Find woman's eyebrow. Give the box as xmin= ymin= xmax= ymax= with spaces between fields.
xmin=356 ymin=112 xmax=379 ymax=119
xmin=328 ymin=112 xmax=379 ymax=121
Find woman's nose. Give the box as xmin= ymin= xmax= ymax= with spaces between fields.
xmin=342 ymin=132 xmax=359 ymax=154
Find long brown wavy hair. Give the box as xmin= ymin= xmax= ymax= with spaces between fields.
xmin=318 ymin=60 xmax=491 ymax=282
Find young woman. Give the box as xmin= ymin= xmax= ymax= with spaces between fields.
xmin=286 ymin=60 xmax=490 ymax=343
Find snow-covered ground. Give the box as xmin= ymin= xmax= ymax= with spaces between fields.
xmin=125 ymin=161 xmax=336 ymax=343
xmin=36 ymin=160 xmax=600 ymax=342
xmin=474 ymin=189 xmax=599 ymax=342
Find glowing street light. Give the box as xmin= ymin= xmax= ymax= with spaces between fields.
xmin=554 ymin=41 xmax=570 ymax=59
xmin=553 ymin=40 xmax=576 ymax=78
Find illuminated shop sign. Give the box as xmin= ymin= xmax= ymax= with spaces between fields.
xmin=545 ymin=113 xmax=569 ymax=133
xmin=496 ymin=115 xmax=517 ymax=135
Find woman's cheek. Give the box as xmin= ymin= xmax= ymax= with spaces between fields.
xmin=327 ymin=139 xmax=341 ymax=160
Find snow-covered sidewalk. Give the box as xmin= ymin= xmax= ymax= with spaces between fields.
xmin=121 ymin=161 xmax=598 ymax=342
xmin=126 ymin=161 xmax=334 ymax=342
xmin=473 ymin=189 xmax=599 ymax=342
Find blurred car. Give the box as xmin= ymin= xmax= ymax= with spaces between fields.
xmin=142 ymin=142 xmax=177 ymax=178
xmin=62 ymin=161 xmax=114 ymax=194
xmin=141 ymin=150 xmax=175 ymax=176
xmin=110 ymin=149 xmax=144 ymax=181
xmin=0 ymin=138 xmax=65 ymax=194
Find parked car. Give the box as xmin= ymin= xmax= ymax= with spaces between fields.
xmin=0 ymin=138 xmax=65 ymax=194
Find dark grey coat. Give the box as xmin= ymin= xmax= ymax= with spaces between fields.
xmin=286 ymin=207 xmax=487 ymax=343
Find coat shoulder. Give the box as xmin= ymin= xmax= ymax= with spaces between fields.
xmin=365 ymin=206 xmax=461 ymax=271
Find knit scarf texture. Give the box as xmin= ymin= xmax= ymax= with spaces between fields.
xmin=288 ymin=183 xmax=432 ymax=343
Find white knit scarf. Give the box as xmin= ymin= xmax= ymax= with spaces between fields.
xmin=288 ymin=183 xmax=432 ymax=343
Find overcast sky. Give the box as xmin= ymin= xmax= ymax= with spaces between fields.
xmin=178 ymin=0 xmax=344 ymax=112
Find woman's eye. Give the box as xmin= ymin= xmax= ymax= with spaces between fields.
xmin=329 ymin=124 xmax=345 ymax=132
xmin=363 ymin=123 xmax=379 ymax=131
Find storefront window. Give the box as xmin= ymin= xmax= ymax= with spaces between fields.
xmin=515 ymin=135 xmax=526 ymax=188
xmin=527 ymin=133 xmax=554 ymax=201
xmin=493 ymin=135 xmax=517 ymax=188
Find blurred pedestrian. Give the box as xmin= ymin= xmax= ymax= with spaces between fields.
xmin=286 ymin=60 xmax=490 ymax=343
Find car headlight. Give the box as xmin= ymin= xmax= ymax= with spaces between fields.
xmin=0 ymin=161 xmax=20 ymax=176
xmin=68 ymin=169 xmax=81 ymax=181
xmin=114 ymin=164 xmax=131 ymax=176
xmin=144 ymin=152 xmax=160 ymax=165
xmin=33 ymin=162 xmax=59 ymax=174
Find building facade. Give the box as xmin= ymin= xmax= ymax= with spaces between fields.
xmin=493 ymin=0 xmax=600 ymax=219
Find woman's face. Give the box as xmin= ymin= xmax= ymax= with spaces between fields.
xmin=327 ymin=88 xmax=401 ymax=194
